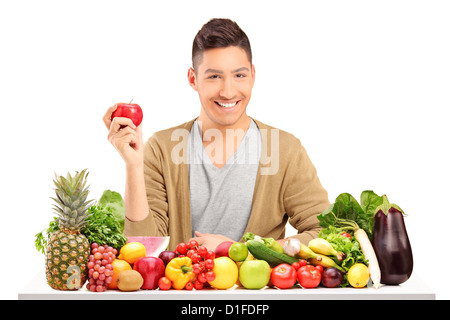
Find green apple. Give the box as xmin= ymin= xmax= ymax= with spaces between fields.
xmin=238 ymin=260 xmax=271 ymax=289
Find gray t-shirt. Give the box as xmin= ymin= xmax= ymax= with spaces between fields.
xmin=188 ymin=119 xmax=262 ymax=241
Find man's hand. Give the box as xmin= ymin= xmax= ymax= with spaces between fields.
xmin=190 ymin=231 xmax=235 ymax=251
xmin=103 ymin=103 xmax=144 ymax=168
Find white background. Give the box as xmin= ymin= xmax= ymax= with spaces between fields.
xmin=1 ymin=0 xmax=449 ymax=299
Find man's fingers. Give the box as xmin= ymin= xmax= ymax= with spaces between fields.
xmin=108 ymin=124 xmax=137 ymax=143
xmin=109 ymin=117 xmax=136 ymax=134
xmin=103 ymin=103 xmax=120 ymax=129
xmin=194 ymin=231 xmax=205 ymax=237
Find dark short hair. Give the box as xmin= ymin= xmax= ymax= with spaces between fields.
xmin=192 ymin=18 xmax=252 ymax=71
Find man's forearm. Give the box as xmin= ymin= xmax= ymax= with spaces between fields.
xmin=124 ymin=164 xmax=149 ymax=222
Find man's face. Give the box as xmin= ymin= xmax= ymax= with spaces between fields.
xmin=188 ymin=46 xmax=255 ymax=128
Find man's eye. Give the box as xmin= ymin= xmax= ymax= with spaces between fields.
xmin=236 ymin=74 xmax=246 ymax=78
xmin=208 ymin=75 xmax=219 ymax=79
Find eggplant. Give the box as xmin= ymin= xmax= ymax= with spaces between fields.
xmin=372 ymin=206 xmax=413 ymax=285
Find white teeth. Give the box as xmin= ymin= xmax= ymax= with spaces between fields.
xmin=217 ymin=101 xmax=238 ymax=108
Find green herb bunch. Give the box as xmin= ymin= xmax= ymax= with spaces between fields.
xmin=82 ymin=205 xmax=128 ymax=250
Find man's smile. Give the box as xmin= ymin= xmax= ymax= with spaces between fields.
xmin=214 ymin=100 xmax=241 ymax=109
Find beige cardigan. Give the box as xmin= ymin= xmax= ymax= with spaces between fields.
xmin=123 ymin=118 xmax=330 ymax=251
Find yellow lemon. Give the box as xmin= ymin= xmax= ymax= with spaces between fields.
xmin=208 ymin=257 xmax=238 ymax=290
xmin=118 ymin=242 xmax=146 ymax=265
xmin=348 ymin=263 xmax=370 ymax=288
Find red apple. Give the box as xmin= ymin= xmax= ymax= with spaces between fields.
xmin=133 ymin=257 xmax=165 ymax=290
xmin=111 ymin=102 xmax=143 ymax=127
xmin=214 ymin=241 xmax=234 ymax=258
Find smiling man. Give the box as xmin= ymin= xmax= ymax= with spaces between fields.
xmin=103 ymin=18 xmax=330 ymax=251
xmin=188 ymin=45 xmax=255 ymax=169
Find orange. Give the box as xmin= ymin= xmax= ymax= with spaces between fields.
xmin=108 ymin=259 xmax=132 ymax=290
xmin=118 ymin=242 xmax=146 ymax=265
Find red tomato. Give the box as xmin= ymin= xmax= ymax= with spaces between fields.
xmin=315 ymin=265 xmax=324 ymax=274
xmin=111 ymin=103 xmax=143 ymax=127
xmin=197 ymin=272 xmax=207 ymax=283
xmin=205 ymin=250 xmax=215 ymax=260
xmin=291 ymin=262 xmax=300 ymax=271
xmin=188 ymin=239 xmax=199 ymax=250
xmin=204 ymin=259 xmax=214 ymax=270
xmin=176 ymin=242 xmax=188 ymax=255
xmin=185 ymin=281 xmax=194 ymax=290
xmin=197 ymin=246 xmax=208 ymax=257
xmin=158 ymin=277 xmax=172 ymax=290
xmin=187 ymin=249 xmax=196 ymax=259
xmin=191 ymin=252 xmax=200 ymax=264
xmin=193 ymin=280 xmax=204 ymax=290
xmin=340 ymin=232 xmax=352 ymax=240
xmin=299 ymin=259 xmax=307 ymax=267
xmin=271 ymin=264 xmax=297 ymax=289
xmin=297 ymin=265 xmax=321 ymax=288
xmin=205 ymin=271 xmax=216 ymax=282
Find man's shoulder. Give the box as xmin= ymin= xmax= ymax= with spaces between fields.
xmin=252 ymin=118 xmax=303 ymax=149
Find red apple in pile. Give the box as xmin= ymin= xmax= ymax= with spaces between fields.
xmin=133 ymin=257 xmax=165 ymax=290
xmin=111 ymin=102 xmax=143 ymax=127
xmin=214 ymin=241 xmax=234 ymax=258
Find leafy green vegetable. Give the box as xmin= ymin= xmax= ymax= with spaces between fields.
xmin=319 ymin=226 xmax=368 ymax=287
xmin=360 ymin=190 xmax=383 ymax=218
xmin=98 ymin=190 xmax=125 ymax=232
xmin=318 ymin=191 xmax=381 ymax=240
xmin=81 ymin=205 xmax=127 ymax=250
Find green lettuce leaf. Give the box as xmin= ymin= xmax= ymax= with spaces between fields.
xmin=98 ymin=190 xmax=125 ymax=232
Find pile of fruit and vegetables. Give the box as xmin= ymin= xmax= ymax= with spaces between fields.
xmin=35 ymin=169 xmax=413 ymax=292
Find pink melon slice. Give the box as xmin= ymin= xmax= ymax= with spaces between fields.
xmin=126 ymin=236 xmax=170 ymax=257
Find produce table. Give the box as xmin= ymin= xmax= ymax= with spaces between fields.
xmin=19 ymin=270 xmax=435 ymax=300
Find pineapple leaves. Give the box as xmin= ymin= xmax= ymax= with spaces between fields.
xmin=50 ymin=169 xmax=94 ymax=230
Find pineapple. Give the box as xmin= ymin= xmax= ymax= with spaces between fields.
xmin=45 ymin=169 xmax=94 ymax=290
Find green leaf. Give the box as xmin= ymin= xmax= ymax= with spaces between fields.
xmin=334 ymin=193 xmax=364 ymax=222
xmin=317 ymin=204 xmax=336 ymax=228
xmin=97 ymin=190 xmax=125 ymax=232
xmin=34 ymin=217 xmax=60 ymax=255
xmin=360 ymin=190 xmax=383 ymax=217
xmin=81 ymin=205 xmax=127 ymax=251
xmin=317 ymin=192 xmax=374 ymax=239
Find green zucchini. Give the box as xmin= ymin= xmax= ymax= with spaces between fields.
xmin=246 ymin=240 xmax=299 ymax=267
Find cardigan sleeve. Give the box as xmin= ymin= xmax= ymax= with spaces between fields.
xmin=123 ymin=135 xmax=170 ymax=237
xmin=283 ymin=139 xmax=330 ymax=244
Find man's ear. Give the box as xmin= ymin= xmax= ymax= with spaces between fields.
xmin=187 ymin=67 xmax=198 ymax=91
xmin=251 ymin=64 xmax=256 ymax=88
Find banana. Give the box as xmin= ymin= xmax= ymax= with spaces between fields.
xmin=308 ymin=254 xmax=345 ymax=272
xmin=298 ymin=243 xmax=322 ymax=261
xmin=308 ymin=238 xmax=345 ymax=261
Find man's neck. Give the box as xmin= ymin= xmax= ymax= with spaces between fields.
xmin=197 ymin=114 xmax=251 ymax=137
xmin=197 ymin=114 xmax=251 ymax=168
